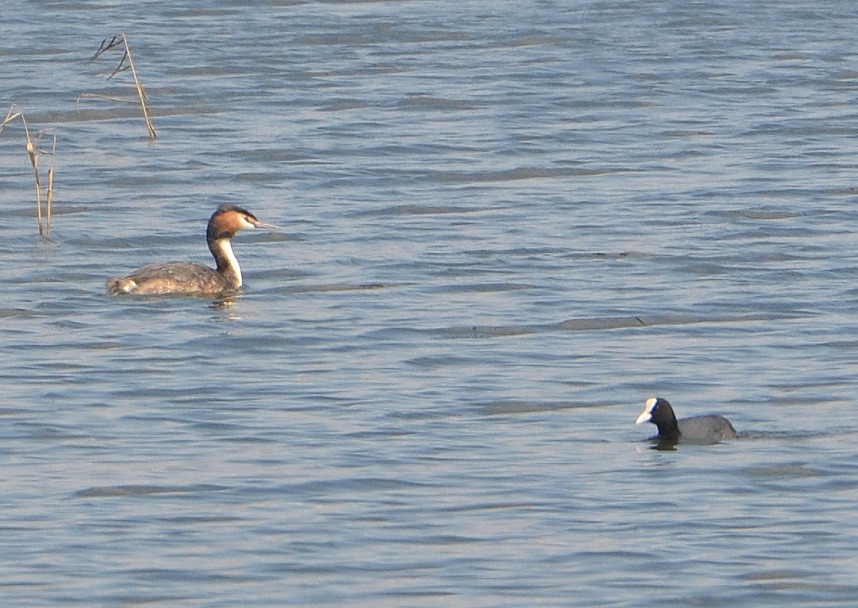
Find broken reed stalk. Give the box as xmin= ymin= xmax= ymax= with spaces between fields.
xmin=91 ymin=33 xmax=156 ymax=139
xmin=1 ymin=105 xmax=56 ymax=237
xmin=46 ymin=133 xmax=56 ymax=231
xmin=23 ymin=118 xmax=57 ymax=237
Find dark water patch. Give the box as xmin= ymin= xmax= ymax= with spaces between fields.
xmin=118 ymin=567 xmax=259 ymax=584
xmin=355 ymin=313 xmax=789 ymax=343
xmin=440 ymin=324 xmax=534 ymax=338
xmin=663 ymin=129 xmax=715 ymax=137
xmin=350 ymin=203 xmax=484 ymax=217
xmin=0 ymin=406 xmax=29 ymax=416
xmin=818 ymin=339 xmax=858 ymax=349
xmin=272 ymin=282 xmax=397 ymax=295
xmin=429 ymin=165 xmax=627 ymax=184
xmin=274 ymin=477 xmax=432 ymax=497
xmin=258 ymin=265 xmax=315 ymax=281
xmin=437 ymin=500 xmax=552 ymax=515
xmin=743 ymin=463 xmax=822 ymax=478
xmin=71 ymin=484 xmax=228 ymax=499
xmin=718 ymin=208 xmax=802 ymax=220
xmin=479 ymin=400 xmax=617 ymax=416
xmin=38 ymin=105 xmax=221 ymax=126
xmin=434 ymin=282 xmax=534 ymax=294
xmin=504 ymin=35 xmax=568 ymax=49
xmin=14 ymin=422 xmax=90 ymax=442
xmin=406 ymin=355 xmax=481 ymax=369
xmin=161 ymin=514 xmax=245 ymax=525
xmin=738 ymin=571 xmax=858 ymax=596
xmin=395 ymin=94 xmax=479 ymax=111
xmin=319 ymin=99 xmax=372 ymax=112
xmin=737 ymin=430 xmax=824 ymax=442
xmin=0 ymin=308 xmax=40 ymax=320
xmin=436 ymin=313 xmax=780 ymax=339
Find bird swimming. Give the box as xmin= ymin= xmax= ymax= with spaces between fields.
xmin=106 ymin=204 xmax=276 ymax=296
xmin=635 ymin=396 xmax=737 ymax=445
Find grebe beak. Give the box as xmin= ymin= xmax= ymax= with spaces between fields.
xmin=252 ymin=220 xmax=278 ymax=230
xmin=245 ymin=217 xmax=278 ymax=230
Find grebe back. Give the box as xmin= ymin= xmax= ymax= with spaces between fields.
xmin=106 ymin=204 xmax=276 ymax=296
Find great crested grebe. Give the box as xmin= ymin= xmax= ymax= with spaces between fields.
xmin=106 ymin=204 xmax=276 ymax=296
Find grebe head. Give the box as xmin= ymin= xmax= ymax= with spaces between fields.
xmin=207 ymin=204 xmax=278 ymax=241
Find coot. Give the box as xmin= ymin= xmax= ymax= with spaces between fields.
xmin=635 ymin=397 xmax=737 ymax=445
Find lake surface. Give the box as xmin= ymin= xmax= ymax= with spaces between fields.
xmin=2 ymin=0 xmax=858 ymax=605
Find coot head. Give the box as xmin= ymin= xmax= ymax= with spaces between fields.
xmin=636 ymin=396 xmax=737 ymax=446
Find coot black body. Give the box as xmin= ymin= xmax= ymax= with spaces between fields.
xmin=635 ymin=397 xmax=737 ymax=445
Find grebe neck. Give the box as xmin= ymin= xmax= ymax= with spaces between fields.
xmin=209 ymin=237 xmax=242 ymax=289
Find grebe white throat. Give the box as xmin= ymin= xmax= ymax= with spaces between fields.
xmin=214 ymin=238 xmax=241 ymax=287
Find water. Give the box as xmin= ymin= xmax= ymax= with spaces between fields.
xmin=2 ymin=0 xmax=858 ymax=605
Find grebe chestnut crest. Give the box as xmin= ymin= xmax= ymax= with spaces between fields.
xmin=106 ymin=204 xmax=276 ymax=296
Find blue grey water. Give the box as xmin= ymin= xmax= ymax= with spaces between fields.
xmin=2 ymin=0 xmax=858 ymax=605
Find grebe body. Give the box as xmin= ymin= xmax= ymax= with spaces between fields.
xmin=106 ymin=204 xmax=275 ymax=296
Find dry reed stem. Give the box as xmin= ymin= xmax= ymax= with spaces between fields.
xmin=0 ymin=107 xmax=22 ymax=135
xmin=2 ymin=105 xmax=55 ymax=236
xmin=46 ymin=135 xmax=56 ymax=228
xmin=90 ymin=33 xmax=157 ymax=139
